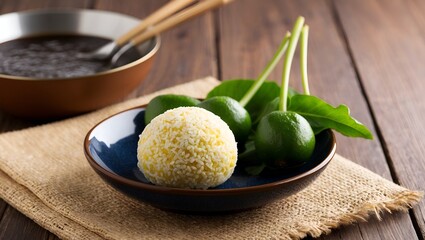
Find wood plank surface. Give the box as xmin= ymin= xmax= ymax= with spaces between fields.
xmin=0 ymin=207 xmax=51 ymax=240
xmin=0 ymin=201 xmax=6 ymax=221
xmin=0 ymin=0 xmax=93 ymax=13
xmin=218 ymin=0 xmax=418 ymax=239
xmin=334 ymin=0 xmax=425 ymax=238
xmin=0 ymin=0 xmax=422 ymax=239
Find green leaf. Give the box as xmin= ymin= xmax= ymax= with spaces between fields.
xmin=245 ymin=164 xmax=266 ymax=176
xmin=237 ymin=140 xmax=266 ymax=175
xmin=252 ymin=88 xmax=301 ymax=125
xmin=237 ymin=141 xmax=261 ymax=165
xmin=253 ymin=97 xmax=279 ymax=125
xmin=207 ymin=79 xmax=280 ymax=119
xmin=288 ymin=95 xmax=373 ymax=139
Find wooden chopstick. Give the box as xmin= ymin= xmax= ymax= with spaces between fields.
xmin=115 ymin=0 xmax=195 ymax=46
xmin=129 ymin=0 xmax=234 ymax=46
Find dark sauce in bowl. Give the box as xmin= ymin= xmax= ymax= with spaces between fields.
xmin=0 ymin=35 xmax=141 ymax=79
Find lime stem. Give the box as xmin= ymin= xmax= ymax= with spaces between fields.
xmin=300 ymin=25 xmax=310 ymax=95
xmin=279 ymin=16 xmax=305 ymax=112
xmin=239 ymin=32 xmax=291 ymax=108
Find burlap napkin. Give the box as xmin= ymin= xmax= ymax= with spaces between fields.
xmin=0 ymin=77 xmax=422 ymax=240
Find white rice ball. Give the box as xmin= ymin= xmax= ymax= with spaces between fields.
xmin=137 ymin=107 xmax=237 ymax=189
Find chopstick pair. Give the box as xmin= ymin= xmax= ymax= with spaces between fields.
xmin=115 ymin=0 xmax=234 ymax=48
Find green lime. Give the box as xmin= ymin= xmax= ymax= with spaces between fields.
xmin=254 ymin=111 xmax=315 ymax=168
xmin=197 ymin=96 xmax=252 ymax=143
xmin=144 ymin=94 xmax=200 ymax=124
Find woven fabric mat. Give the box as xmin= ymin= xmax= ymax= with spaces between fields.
xmin=0 ymin=77 xmax=422 ymax=240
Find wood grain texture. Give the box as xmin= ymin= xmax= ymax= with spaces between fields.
xmin=0 ymin=113 xmax=34 ymax=133
xmin=313 ymin=212 xmax=417 ymax=240
xmin=95 ymin=0 xmax=217 ymax=96
xmin=47 ymin=234 xmax=60 ymax=240
xmin=334 ymin=0 xmax=425 ymax=238
xmin=0 ymin=200 xmax=6 ymax=220
xmin=0 ymin=0 xmax=92 ymax=13
xmin=0 ymin=207 xmax=50 ymax=240
xmin=218 ymin=0 xmax=418 ymax=239
xmin=0 ymin=0 xmax=422 ymax=239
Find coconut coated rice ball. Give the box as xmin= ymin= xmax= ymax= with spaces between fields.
xmin=137 ymin=106 xmax=237 ymax=189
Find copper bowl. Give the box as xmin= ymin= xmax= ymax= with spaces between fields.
xmin=0 ymin=9 xmax=160 ymax=119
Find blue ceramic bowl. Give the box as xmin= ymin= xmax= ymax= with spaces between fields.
xmin=84 ymin=106 xmax=336 ymax=213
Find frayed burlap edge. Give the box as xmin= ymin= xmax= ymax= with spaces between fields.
xmin=287 ymin=190 xmax=423 ymax=239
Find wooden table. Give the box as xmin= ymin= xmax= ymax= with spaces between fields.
xmin=0 ymin=0 xmax=424 ymax=239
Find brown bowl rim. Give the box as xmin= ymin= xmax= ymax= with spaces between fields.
xmin=84 ymin=105 xmax=336 ymax=196
xmin=0 ymin=9 xmax=161 ymax=81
